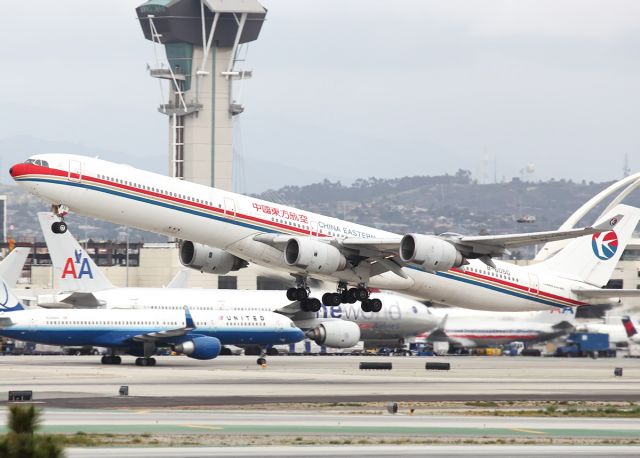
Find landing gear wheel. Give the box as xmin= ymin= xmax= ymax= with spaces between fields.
xmin=266 ymin=347 xmax=279 ymax=356
xmin=101 ymin=356 xmax=108 ymax=364
xmin=329 ymin=293 xmax=342 ymax=306
xmin=149 ymin=358 xmax=157 ymax=366
xmin=220 ymin=347 xmax=233 ymax=356
xmin=136 ymin=357 xmax=152 ymax=366
xmin=257 ymin=357 xmax=267 ymax=366
xmin=347 ymin=288 xmax=359 ymax=304
xmin=356 ymin=287 xmax=370 ymax=302
xmin=322 ymin=293 xmax=334 ymax=307
xmin=295 ymin=288 xmax=309 ymax=301
xmin=361 ymin=299 xmax=372 ymax=312
xmin=302 ymin=298 xmax=321 ymax=313
xmin=286 ymin=287 xmax=298 ymax=301
xmin=369 ymin=298 xmax=383 ymax=313
xmin=340 ymin=291 xmax=350 ymax=304
xmin=57 ymin=221 xmax=68 ymax=234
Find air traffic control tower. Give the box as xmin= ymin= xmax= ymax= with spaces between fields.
xmin=136 ymin=0 xmax=266 ymax=190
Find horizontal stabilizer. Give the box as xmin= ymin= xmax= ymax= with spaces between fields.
xmin=572 ymin=289 xmax=640 ymax=299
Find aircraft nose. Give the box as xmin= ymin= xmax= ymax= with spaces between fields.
xmin=9 ymin=163 xmax=25 ymax=179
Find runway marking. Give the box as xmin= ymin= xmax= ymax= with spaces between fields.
xmin=510 ymin=428 xmax=546 ymax=435
xmin=184 ymin=424 xmax=224 ymax=431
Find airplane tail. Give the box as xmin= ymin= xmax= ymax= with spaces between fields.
xmin=622 ymin=316 xmax=638 ymax=338
xmin=0 ymin=247 xmax=30 ymax=289
xmin=0 ymin=276 xmax=25 ymax=313
xmin=37 ymin=212 xmax=115 ymax=293
xmin=537 ymin=204 xmax=640 ymax=287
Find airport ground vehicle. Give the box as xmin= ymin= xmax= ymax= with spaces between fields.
xmin=11 ymin=155 xmax=640 ymax=313
xmin=554 ymin=332 xmax=616 ymax=358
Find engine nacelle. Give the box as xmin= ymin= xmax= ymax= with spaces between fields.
xmin=306 ymin=321 xmax=360 ymax=348
xmin=180 ymin=241 xmax=247 ymax=275
xmin=400 ymin=233 xmax=464 ymax=271
xmin=174 ymin=336 xmax=222 ymax=360
xmin=285 ymin=237 xmax=347 ymax=275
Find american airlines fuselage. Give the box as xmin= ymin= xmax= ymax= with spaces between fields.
xmin=11 ymin=154 xmax=594 ymax=312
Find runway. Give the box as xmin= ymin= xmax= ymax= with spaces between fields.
xmin=2 ymin=408 xmax=638 ymax=438
xmin=65 ymin=445 xmax=640 ymax=458
xmin=0 ymin=355 xmax=639 ymax=406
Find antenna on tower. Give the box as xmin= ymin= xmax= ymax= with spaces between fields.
xmin=623 ymin=153 xmax=630 ymax=178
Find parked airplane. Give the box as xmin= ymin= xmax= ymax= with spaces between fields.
xmin=10 ymin=155 xmax=640 ymax=313
xmin=0 ymin=276 xmax=303 ymax=366
xmin=422 ymin=307 xmax=576 ymax=350
xmin=32 ymin=212 xmax=438 ymax=352
xmin=578 ymin=315 xmax=640 ymax=346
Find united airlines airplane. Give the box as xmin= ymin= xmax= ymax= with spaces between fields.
xmin=10 ymin=154 xmax=640 ymax=313
xmin=0 ymin=277 xmax=303 ymax=366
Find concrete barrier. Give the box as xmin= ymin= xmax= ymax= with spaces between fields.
xmin=359 ymin=362 xmax=392 ymax=370
xmin=425 ymin=362 xmax=450 ymax=370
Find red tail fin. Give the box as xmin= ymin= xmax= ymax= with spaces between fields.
xmin=622 ymin=316 xmax=637 ymax=338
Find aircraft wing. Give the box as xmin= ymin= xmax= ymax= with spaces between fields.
xmin=254 ymin=213 xmax=622 ymax=277
xmin=344 ymin=214 xmax=622 ymax=259
xmin=132 ymin=308 xmax=195 ymax=342
xmin=274 ymin=300 xmax=318 ymax=321
xmin=572 ymin=289 xmax=640 ymax=299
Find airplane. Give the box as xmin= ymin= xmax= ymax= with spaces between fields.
xmin=10 ymin=154 xmax=640 ymax=313
xmin=0 ymin=276 xmax=304 ymax=366
xmin=30 ymin=212 xmax=438 ymax=353
xmin=578 ymin=315 xmax=640 ymax=346
xmin=421 ymin=307 xmax=576 ymax=351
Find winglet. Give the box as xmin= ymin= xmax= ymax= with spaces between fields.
xmin=592 ymin=214 xmax=623 ymax=232
xmin=184 ymin=306 xmax=196 ymax=329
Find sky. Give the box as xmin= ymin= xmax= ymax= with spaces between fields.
xmin=0 ymin=0 xmax=638 ymax=192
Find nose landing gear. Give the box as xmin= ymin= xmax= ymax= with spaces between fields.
xmin=50 ymin=204 xmax=70 ymax=234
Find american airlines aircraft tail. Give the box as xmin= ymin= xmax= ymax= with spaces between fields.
xmin=535 ymin=205 xmax=640 ymax=287
xmin=38 ymin=212 xmax=114 ymax=293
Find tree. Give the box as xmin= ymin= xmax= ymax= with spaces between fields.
xmin=0 ymin=405 xmax=65 ymax=458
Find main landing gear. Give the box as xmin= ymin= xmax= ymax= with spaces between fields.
xmin=50 ymin=205 xmax=70 ymax=234
xmin=101 ymin=355 xmax=122 ymax=365
xmin=286 ymin=280 xmax=382 ymax=313
xmin=135 ymin=357 xmax=157 ymax=366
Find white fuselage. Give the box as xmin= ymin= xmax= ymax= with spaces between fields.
xmin=422 ymin=308 xmax=576 ymax=348
xmin=35 ymin=288 xmax=437 ymax=344
xmin=12 ymin=154 xmax=592 ymax=312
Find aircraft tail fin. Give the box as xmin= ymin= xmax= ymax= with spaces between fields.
xmin=0 ymin=276 xmax=25 ymax=313
xmin=537 ymin=205 xmax=640 ymax=287
xmin=622 ymin=316 xmax=638 ymax=338
xmin=37 ymin=212 xmax=115 ymax=293
xmin=0 ymin=247 xmax=30 ymax=289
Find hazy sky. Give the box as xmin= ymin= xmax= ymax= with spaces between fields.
xmin=0 ymin=0 xmax=638 ymax=189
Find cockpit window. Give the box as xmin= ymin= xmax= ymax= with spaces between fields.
xmin=24 ymin=159 xmax=49 ymax=167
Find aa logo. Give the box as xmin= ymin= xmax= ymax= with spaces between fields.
xmin=591 ymin=231 xmax=618 ymax=261
xmin=61 ymin=249 xmax=94 ymax=279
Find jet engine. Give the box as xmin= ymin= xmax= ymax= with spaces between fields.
xmin=285 ymin=237 xmax=347 ymax=274
xmin=180 ymin=241 xmax=248 ymax=275
xmin=174 ymin=336 xmax=222 ymax=360
xmin=306 ymin=321 xmax=360 ymax=348
xmin=400 ymin=234 xmax=465 ymax=271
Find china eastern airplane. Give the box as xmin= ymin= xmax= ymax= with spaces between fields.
xmin=10 ymin=154 xmax=640 ymax=313
xmin=0 ymin=276 xmax=303 ymax=366
xmin=30 ymin=212 xmax=438 ymax=352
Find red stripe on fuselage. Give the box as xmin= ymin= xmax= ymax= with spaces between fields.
xmin=449 ymin=268 xmax=584 ymax=306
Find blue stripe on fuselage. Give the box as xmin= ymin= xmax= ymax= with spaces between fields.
xmin=434 ymin=270 xmax=563 ymax=308
xmin=0 ymin=327 xmax=302 ymax=347
xmin=18 ymin=177 xmax=278 ymax=235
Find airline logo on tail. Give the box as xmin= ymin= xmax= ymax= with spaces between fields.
xmin=0 ymin=282 xmax=23 ymax=312
xmin=622 ymin=316 xmax=637 ymax=338
xmin=61 ymin=250 xmax=94 ymax=279
xmin=591 ymin=231 xmax=618 ymax=260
